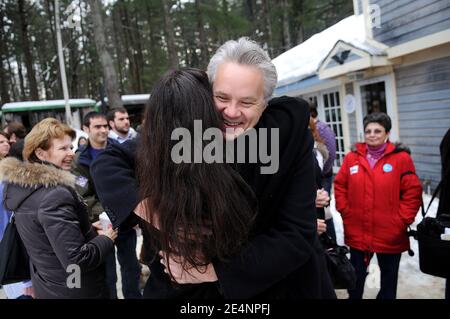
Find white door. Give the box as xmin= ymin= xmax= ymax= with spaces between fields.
xmin=354 ymin=74 xmax=399 ymax=142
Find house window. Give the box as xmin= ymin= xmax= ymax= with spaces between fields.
xmin=323 ymin=91 xmax=345 ymax=167
xmin=360 ymin=81 xmax=387 ymax=117
xmin=306 ymin=95 xmax=318 ymax=107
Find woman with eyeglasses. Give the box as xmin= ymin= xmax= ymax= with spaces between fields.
xmin=334 ymin=112 xmax=422 ymax=299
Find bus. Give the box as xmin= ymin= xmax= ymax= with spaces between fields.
xmin=1 ymin=99 xmax=98 ymax=130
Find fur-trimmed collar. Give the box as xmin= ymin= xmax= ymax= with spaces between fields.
xmin=0 ymin=157 xmax=75 ymax=189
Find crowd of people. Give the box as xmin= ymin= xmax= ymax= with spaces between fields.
xmin=0 ymin=38 xmax=448 ymax=300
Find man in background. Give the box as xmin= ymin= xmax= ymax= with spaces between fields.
xmin=72 ymin=112 xmax=141 ymax=299
xmin=107 ymin=107 xmax=137 ymax=143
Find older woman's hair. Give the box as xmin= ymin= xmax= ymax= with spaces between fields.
xmin=363 ymin=112 xmax=392 ymax=133
xmin=23 ymin=118 xmax=75 ymax=163
xmin=207 ymin=37 xmax=278 ymax=103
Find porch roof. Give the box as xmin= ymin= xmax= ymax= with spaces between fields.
xmin=272 ymin=14 xmax=386 ymax=89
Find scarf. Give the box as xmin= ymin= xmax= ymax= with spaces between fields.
xmin=366 ymin=142 xmax=387 ymax=169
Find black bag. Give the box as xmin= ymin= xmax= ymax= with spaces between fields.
xmin=417 ymin=220 xmax=450 ymax=278
xmin=414 ymin=183 xmax=450 ymax=278
xmin=320 ymin=234 xmax=357 ymax=290
xmin=413 ymin=129 xmax=450 ymax=279
xmin=0 ymin=213 xmax=31 ymax=285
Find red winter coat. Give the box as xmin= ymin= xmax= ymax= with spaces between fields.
xmin=334 ymin=142 xmax=422 ymax=254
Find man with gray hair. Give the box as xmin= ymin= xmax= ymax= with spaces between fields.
xmin=161 ymin=37 xmax=336 ymax=299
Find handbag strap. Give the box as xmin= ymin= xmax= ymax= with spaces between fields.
xmin=422 ymin=181 xmax=442 ymax=218
xmin=3 ymin=184 xmax=44 ymax=215
xmin=408 ymin=180 xmax=442 ymax=243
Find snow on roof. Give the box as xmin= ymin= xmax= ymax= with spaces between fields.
xmin=2 ymin=99 xmax=96 ymax=112
xmin=121 ymin=94 xmax=150 ymax=104
xmin=272 ymin=14 xmax=385 ymax=88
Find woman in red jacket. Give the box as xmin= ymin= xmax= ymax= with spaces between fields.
xmin=334 ymin=112 xmax=422 ymax=299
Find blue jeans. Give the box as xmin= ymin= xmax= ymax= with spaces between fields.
xmin=348 ymin=248 xmax=401 ymax=299
xmin=105 ymin=229 xmax=142 ymax=299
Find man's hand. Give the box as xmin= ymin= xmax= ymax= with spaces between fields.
xmin=92 ymin=221 xmax=102 ymax=230
xmin=316 ymin=188 xmax=330 ymax=208
xmin=159 ymin=251 xmax=218 ymax=284
xmin=98 ymin=227 xmax=118 ymax=242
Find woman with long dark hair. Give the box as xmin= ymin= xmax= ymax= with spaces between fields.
xmin=100 ymin=68 xmax=254 ymax=298
xmin=136 ymin=69 xmax=256 ymax=274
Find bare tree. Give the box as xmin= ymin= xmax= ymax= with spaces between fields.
xmin=195 ymin=0 xmax=208 ymax=69
xmin=88 ymin=0 xmax=123 ymax=109
xmin=0 ymin=7 xmax=11 ymax=104
xmin=281 ymin=0 xmax=292 ymax=50
xmin=18 ymin=0 xmax=39 ymax=100
xmin=161 ymin=0 xmax=179 ymax=69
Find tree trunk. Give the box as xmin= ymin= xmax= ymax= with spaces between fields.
xmin=18 ymin=0 xmax=39 ymax=100
xmin=69 ymin=34 xmax=80 ymax=97
xmin=118 ymin=0 xmax=140 ymax=93
xmin=16 ymin=54 xmax=26 ymax=99
xmin=0 ymin=9 xmax=11 ymax=104
xmin=195 ymin=0 xmax=208 ymax=69
xmin=244 ymin=0 xmax=257 ymax=37
xmin=6 ymin=55 xmax=18 ymax=101
xmin=45 ymin=0 xmax=58 ymax=57
xmin=161 ymin=0 xmax=179 ymax=69
xmin=44 ymin=0 xmax=61 ymax=97
xmin=262 ymin=0 xmax=273 ymax=57
xmin=281 ymin=0 xmax=292 ymax=50
xmin=88 ymin=0 xmax=123 ymax=109
xmin=35 ymin=38 xmax=51 ymax=100
xmin=111 ymin=8 xmax=124 ymax=93
xmin=131 ymin=6 xmax=144 ymax=92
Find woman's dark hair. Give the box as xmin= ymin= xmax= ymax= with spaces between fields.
xmin=363 ymin=112 xmax=392 ymax=132
xmin=0 ymin=131 xmax=10 ymax=141
xmin=137 ymin=68 xmax=256 ymax=275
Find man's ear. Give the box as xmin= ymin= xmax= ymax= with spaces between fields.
xmin=108 ymin=120 xmax=114 ymax=129
xmin=83 ymin=125 xmax=89 ymax=134
xmin=35 ymin=148 xmax=47 ymax=161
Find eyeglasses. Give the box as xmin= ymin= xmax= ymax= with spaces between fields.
xmin=364 ymin=129 xmax=384 ymax=135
